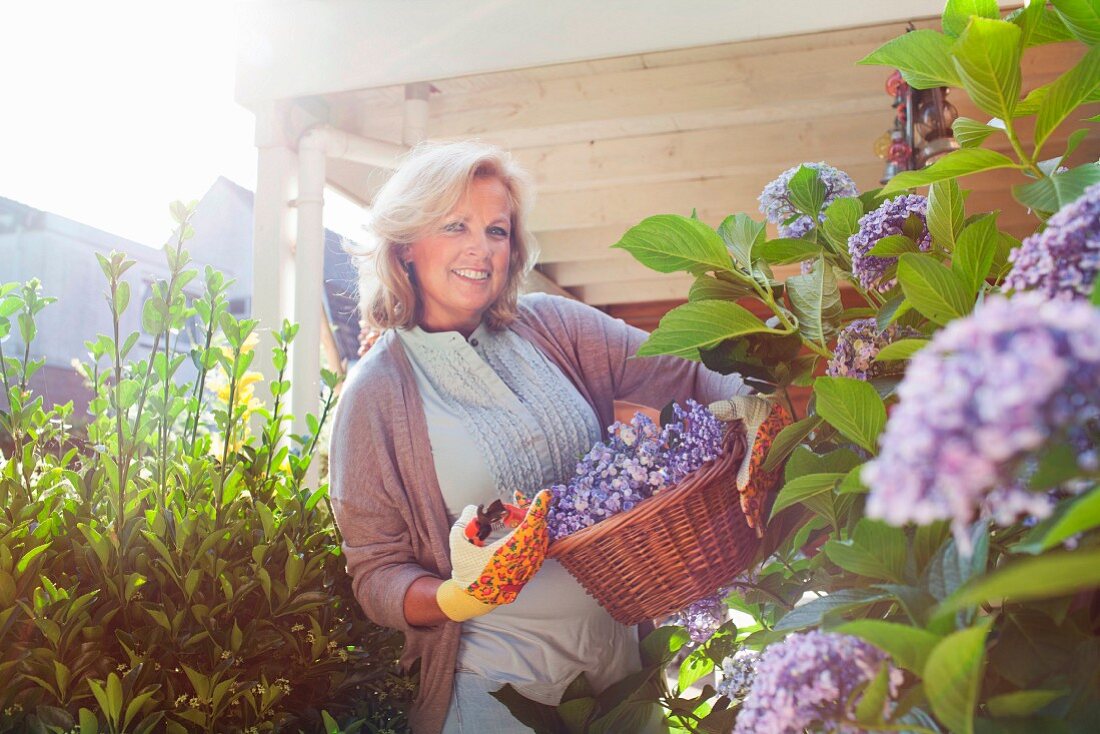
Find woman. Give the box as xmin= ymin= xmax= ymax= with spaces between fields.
xmin=329 ymin=141 xmax=753 ymax=733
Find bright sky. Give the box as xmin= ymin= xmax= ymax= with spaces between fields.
xmin=1 ymin=1 xmax=365 ymax=248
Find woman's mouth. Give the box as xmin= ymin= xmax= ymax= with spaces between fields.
xmin=453 ymin=268 xmax=490 ymax=282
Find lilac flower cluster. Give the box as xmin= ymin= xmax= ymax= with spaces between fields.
xmin=1005 ymin=181 xmax=1100 ymax=300
xmin=847 ymin=194 xmax=932 ymax=292
xmin=734 ymin=631 xmax=903 ymax=734
xmin=716 ymin=648 xmax=761 ymax=700
xmin=863 ymin=294 xmax=1100 ymax=550
xmin=758 ymin=162 xmax=859 ymax=238
xmin=826 ymin=318 xmax=922 ymax=381
xmin=666 ymin=592 xmax=727 ymax=644
xmin=546 ymin=400 xmax=724 ymax=541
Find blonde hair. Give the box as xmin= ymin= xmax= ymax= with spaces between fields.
xmin=352 ymin=141 xmax=537 ymax=332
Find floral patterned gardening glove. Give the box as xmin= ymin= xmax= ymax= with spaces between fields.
xmin=435 ymin=489 xmax=552 ymax=622
xmin=707 ymin=395 xmax=793 ymax=537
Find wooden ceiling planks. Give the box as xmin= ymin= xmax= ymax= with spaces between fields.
xmin=320 ymin=17 xmax=1096 ymax=309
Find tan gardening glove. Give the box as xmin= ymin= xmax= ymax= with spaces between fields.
xmin=708 ymin=395 xmax=793 ymax=536
xmin=435 ymin=489 xmax=552 ymax=622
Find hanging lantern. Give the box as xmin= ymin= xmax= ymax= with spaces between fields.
xmin=913 ymin=86 xmax=960 ymax=166
xmin=875 ymin=26 xmax=960 ymax=183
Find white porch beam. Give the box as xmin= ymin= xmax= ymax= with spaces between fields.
xmin=236 ymin=1 xmax=1019 ymax=105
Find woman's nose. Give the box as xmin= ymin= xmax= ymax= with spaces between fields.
xmin=465 ymin=231 xmax=491 ymax=254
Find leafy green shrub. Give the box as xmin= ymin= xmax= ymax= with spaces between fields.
xmin=0 ymin=204 xmax=412 ymax=733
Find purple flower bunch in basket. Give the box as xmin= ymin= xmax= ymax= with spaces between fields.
xmin=546 ymin=400 xmax=724 ymax=542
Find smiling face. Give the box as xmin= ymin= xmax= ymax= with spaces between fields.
xmin=405 ymin=176 xmax=514 ymax=336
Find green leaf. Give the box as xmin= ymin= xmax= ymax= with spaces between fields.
xmin=16 ymin=543 xmax=50 ymax=574
xmin=823 ymin=519 xmax=907 ymax=583
xmin=774 ymin=589 xmax=889 ymax=631
xmin=853 ymin=665 xmax=891 ymax=726
xmin=867 ymin=235 xmax=920 ymax=257
xmin=874 ymin=338 xmax=930 ymax=361
xmin=717 ymin=214 xmax=767 ymax=270
xmin=613 ymin=215 xmax=733 ymax=275
xmin=897 ymin=253 xmax=973 ymax=325
xmin=769 ymin=473 xmax=845 ymax=519
xmin=761 ymin=415 xmax=823 ymax=474
xmin=952 ymin=117 xmax=1000 ymax=148
xmin=923 ymin=623 xmax=991 ymax=734
xmin=985 ymin=689 xmax=1069 ymax=718
xmin=822 ymin=197 xmax=863 ymax=253
xmin=786 ymin=446 xmax=865 ymax=481
xmin=678 ymin=646 xmax=715 ymax=692
xmin=489 ymin=683 xmax=566 ymax=733
xmin=141 ymin=297 xmax=167 ymax=335
xmin=640 ymin=626 xmax=690 ymax=667
xmin=559 ymin=697 xmax=595 ymax=733
xmin=943 ymin=0 xmax=1002 ymax=37
xmin=115 ymin=281 xmax=130 ymax=314
xmin=1013 ymin=163 xmax=1100 ymax=214
xmin=952 ymin=18 xmax=1023 ymax=120
xmin=637 ymin=300 xmax=776 ymax=359
xmin=787 ymin=256 xmax=841 ymax=344
xmin=788 ymin=165 xmax=827 ymax=219
xmin=756 ymin=238 xmax=823 ymax=265
xmin=952 ymin=214 xmax=1000 ymax=294
xmin=859 ymin=29 xmax=963 ymax=89
xmin=926 ymin=522 xmax=990 ymax=606
xmin=106 ymin=673 xmax=123 ymax=724
xmin=928 ymin=178 xmax=967 ymax=253
xmin=78 ymin=708 xmax=98 ymax=734
xmin=688 ymin=274 xmax=753 ymax=303
xmin=813 ymin=377 xmax=887 ymax=454
xmin=836 ymin=620 xmax=942 ymax=673
xmin=1010 ymin=0 xmax=1076 ymax=48
xmin=1092 ymin=270 xmax=1100 ymax=304
xmin=881 ymin=148 xmax=1019 ymax=195
xmin=1035 ymin=46 xmax=1100 ymax=153
xmin=990 ymin=231 xmax=1021 ymax=281
xmin=1053 ymin=0 xmax=1100 ymax=44
xmin=940 ymin=549 xmax=1100 ymax=613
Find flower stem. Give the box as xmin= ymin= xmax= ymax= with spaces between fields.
xmin=1004 ymin=117 xmax=1044 ymax=180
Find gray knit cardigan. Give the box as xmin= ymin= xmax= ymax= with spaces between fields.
xmin=329 ymin=293 xmax=746 ymax=733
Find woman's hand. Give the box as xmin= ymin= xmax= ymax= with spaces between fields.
xmin=435 ymin=489 xmax=553 ymax=622
xmin=708 ymin=395 xmax=793 ymax=536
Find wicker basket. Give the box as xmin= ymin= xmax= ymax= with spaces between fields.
xmin=547 ymin=424 xmax=761 ymax=626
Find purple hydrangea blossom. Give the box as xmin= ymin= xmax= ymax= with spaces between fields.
xmin=667 ymin=592 xmax=727 ymax=644
xmin=734 ymin=631 xmax=903 ymax=734
xmin=863 ymin=294 xmax=1100 ymax=551
xmin=759 ymin=162 xmax=859 ymax=238
xmin=547 ymin=400 xmax=724 ymax=541
xmin=826 ymin=318 xmax=923 ymax=381
xmin=848 ymin=194 xmax=932 ymax=292
xmin=1005 ymin=181 xmax=1100 ymax=300
xmin=716 ymin=649 xmax=761 ymax=700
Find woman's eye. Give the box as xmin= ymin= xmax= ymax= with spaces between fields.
xmin=489 ymin=226 xmax=509 ymax=238
xmin=443 ymin=221 xmax=465 ymax=233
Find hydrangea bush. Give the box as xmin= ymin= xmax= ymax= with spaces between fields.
xmin=498 ymin=3 xmax=1100 ymax=732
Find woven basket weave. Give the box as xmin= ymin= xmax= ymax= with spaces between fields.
xmin=547 ymin=424 xmax=760 ymax=626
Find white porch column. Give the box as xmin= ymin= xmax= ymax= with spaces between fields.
xmin=290 ymin=138 xmax=326 ymax=448
xmin=251 ymin=102 xmax=297 ymax=431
